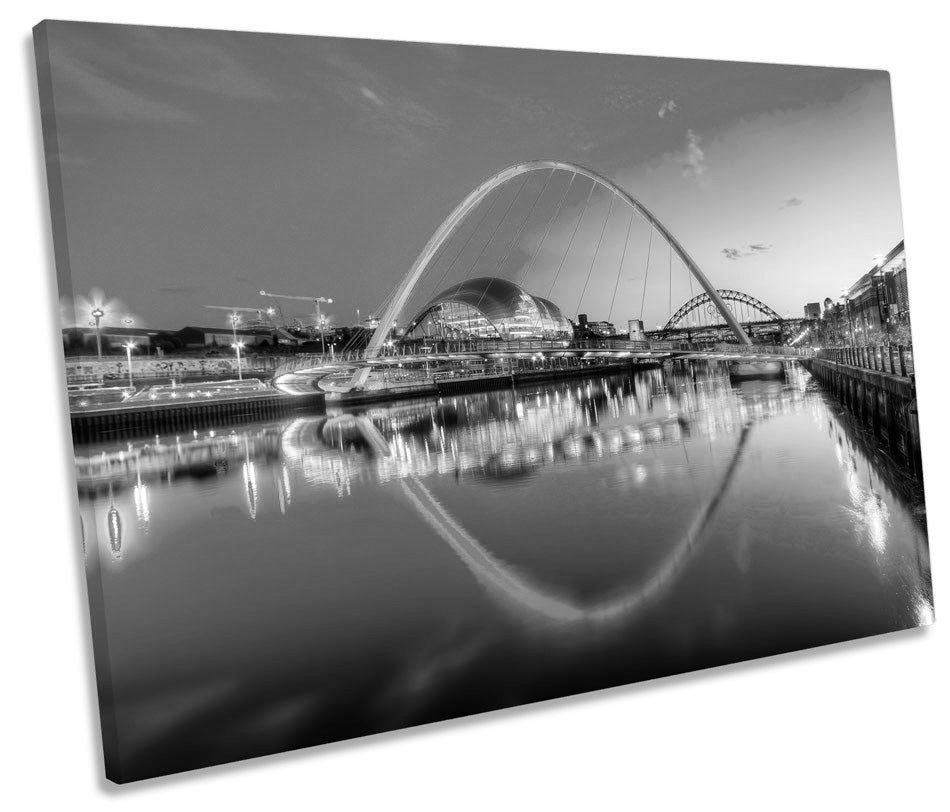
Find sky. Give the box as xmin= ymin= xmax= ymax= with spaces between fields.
xmin=38 ymin=20 xmax=905 ymax=332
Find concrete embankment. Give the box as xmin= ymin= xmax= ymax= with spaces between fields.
xmin=70 ymin=391 xmax=325 ymax=444
xmin=71 ymin=359 xmax=663 ymax=442
xmin=802 ymin=357 xmax=922 ymax=480
xmin=333 ymin=358 xmax=663 ymax=403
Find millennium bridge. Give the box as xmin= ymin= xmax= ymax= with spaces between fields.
xmin=273 ymin=159 xmax=805 ymax=398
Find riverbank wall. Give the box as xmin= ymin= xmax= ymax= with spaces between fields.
xmin=803 ymin=357 xmax=923 ymax=479
xmin=434 ymin=357 xmax=662 ymax=396
xmin=70 ymin=392 xmax=325 ymax=445
xmin=70 ymin=358 xmax=662 ymax=442
xmin=66 ymin=354 xmax=282 ymax=385
xmin=328 ymin=357 xmax=664 ymax=404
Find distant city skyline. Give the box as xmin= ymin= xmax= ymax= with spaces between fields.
xmin=42 ymin=21 xmax=903 ymax=332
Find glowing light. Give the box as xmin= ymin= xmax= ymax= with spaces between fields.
xmin=107 ymin=505 xmax=122 ymax=557
xmin=133 ymin=482 xmax=150 ymax=528
xmin=243 ymin=461 xmax=259 ymax=520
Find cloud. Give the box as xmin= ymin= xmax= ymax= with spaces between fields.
xmin=658 ymin=99 xmax=679 ymax=118
xmin=128 ymin=28 xmax=280 ymax=102
xmin=780 ymin=196 xmax=804 ymax=209
xmin=310 ymin=51 xmax=447 ymax=150
xmin=50 ymin=50 xmax=196 ymax=123
xmin=722 ymin=244 xmax=772 ymax=260
xmin=682 ymin=130 xmax=706 ymax=177
xmin=360 ymin=86 xmax=384 ymax=106
xmin=47 ymin=28 xmax=283 ymax=124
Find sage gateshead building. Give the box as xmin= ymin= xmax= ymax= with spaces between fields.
xmin=404 ymin=276 xmax=573 ymax=342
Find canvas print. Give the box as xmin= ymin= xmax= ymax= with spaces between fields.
xmin=35 ymin=20 xmax=932 ymax=783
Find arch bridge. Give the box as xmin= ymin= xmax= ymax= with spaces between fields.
xmin=348 ymin=160 xmax=753 ymax=386
xmin=283 ymin=160 xmax=803 ymax=394
xmin=651 ymin=289 xmax=787 ymax=341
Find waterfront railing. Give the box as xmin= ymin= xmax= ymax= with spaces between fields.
xmin=817 ymin=345 xmax=914 ymax=377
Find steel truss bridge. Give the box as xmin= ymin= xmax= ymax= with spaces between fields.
xmin=293 ymin=160 xmax=799 ymax=393
xmin=649 ymin=289 xmax=800 ymax=342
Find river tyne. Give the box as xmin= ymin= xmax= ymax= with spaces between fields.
xmin=76 ymin=360 xmax=932 ymax=781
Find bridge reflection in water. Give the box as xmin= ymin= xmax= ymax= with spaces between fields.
xmin=76 ymin=360 xmax=932 ymax=781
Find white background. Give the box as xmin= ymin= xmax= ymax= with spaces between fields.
xmin=2 ymin=2 xmax=947 ymax=809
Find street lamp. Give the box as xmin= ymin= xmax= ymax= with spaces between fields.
xmin=232 ymin=340 xmax=245 ymax=380
xmin=226 ymin=312 xmax=246 ymax=376
xmin=315 ymin=298 xmax=333 ymax=355
xmin=123 ymin=341 xmax=136 ymax=390
xmin=91 ymin=306 xmax=105 ymax=360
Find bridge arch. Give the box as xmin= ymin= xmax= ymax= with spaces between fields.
xmin=361 ymin=161 xmax=750 ymax=377
xmin=663 ymin=289 xmax=783 ymax=333
xmin=398 ymin=421 xmax=754 ymax=626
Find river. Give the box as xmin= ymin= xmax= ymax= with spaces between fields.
xmin=75 ymin=360 xmax=933 ymax=781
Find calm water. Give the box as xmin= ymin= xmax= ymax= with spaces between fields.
xmin=77 ymin=361 xmax=933 ymax=781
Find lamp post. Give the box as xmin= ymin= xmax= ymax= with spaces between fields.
xmin=226 ymin=312 xmax=245 ymax=379
xmin=91 ymin=306 xmax=105 ymax=360
xmin=228 ymin=311 xmax=240 ymax=345
xmin=123 ymin=341 xmax=136 ymax=390
xmin=232 ymin=340 xmax=245 ymax=380
xmin=314 ymin=297 xmax=332 ymax=355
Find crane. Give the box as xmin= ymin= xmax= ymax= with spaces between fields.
xmin=259 ymin=290 xmax=334 ymax=354
xmin=204 ymin=304 xmax=277 ymax=322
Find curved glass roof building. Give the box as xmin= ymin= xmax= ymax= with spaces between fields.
xmin=404 ymin=277 xmax=573 ymax=342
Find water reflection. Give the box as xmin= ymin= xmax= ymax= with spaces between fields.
xmin=77 ymin=363 xmax=930 ymax=617
xmin=77 ymin=364 xmax=800 ymax=502
xmin=74 ymin=360 xmax=932 ymax=781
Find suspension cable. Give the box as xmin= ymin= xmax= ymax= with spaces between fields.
xmin=472 ymin=171 xmax=555 ymax=319
xmin=638 ymin=226 xmax=654 ymax=320
xmin=518 ymin=171 xmax=575 ymax=287
xmin=495 ymin=169 xmax=554 ymax=277
xmin=546 ymin=180 xmax=596 ymax=300
xmin=668 ymin=241 xmax=673 ymax=321
xmin=607 ymin=211 xmax=635 ymax=325
xmin=575 ymin=193 xmax=614 ymax=316
xmin=462 ymin=174 xmax=529 ymax=282
xmin=416 ymin=185 xmax=505 ymax=312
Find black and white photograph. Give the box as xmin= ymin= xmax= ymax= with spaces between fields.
xmin=32 ymin=16 xmax=934 ymax=786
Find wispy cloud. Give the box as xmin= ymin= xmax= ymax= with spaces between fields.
xmin=722 ymin=243 xmax=772 ymax=260
xmin=48 ymin=28 xmax=283 ymax=124
xmin=780 ymin=196 xmax=804 ymax=209
xmin=50 ymin=50 xmax=196 ymax=123
xmin=658 ymin=99 xmax=679 ymax=119
xmin=312 ymin=50 xmax=447 ymax=149
xmin=360 ymin=86 xmax=384 ymax=106
xmin=129 ymin=28 xmax=280 ymax=102
xmin=682 ymin=129 xmax=706 ymax=177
